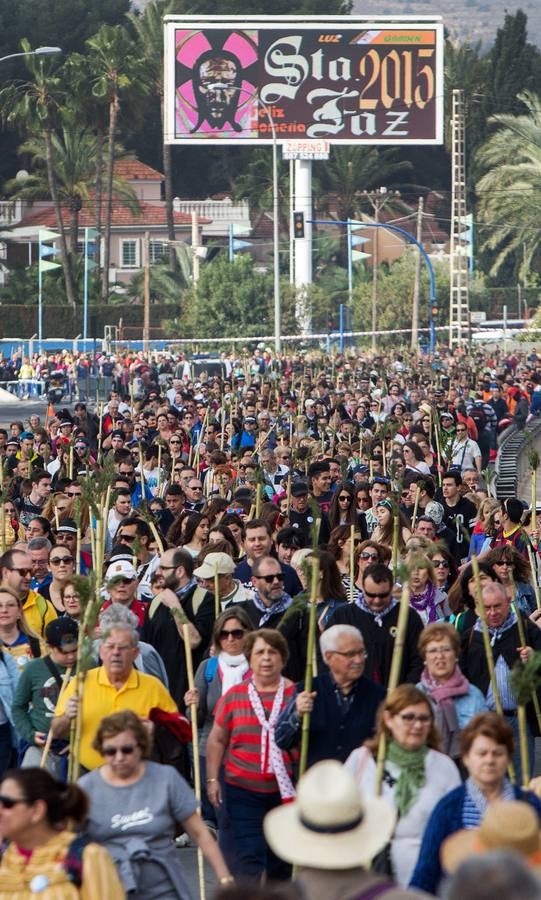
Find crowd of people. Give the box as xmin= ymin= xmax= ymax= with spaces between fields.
xmin=0 ymin=342 xmax=541 ymax=899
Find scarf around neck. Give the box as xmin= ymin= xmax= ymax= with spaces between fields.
xmin=252 ymin=590 xmax=292 ymax=626
xmin=386 ymin=739 xmax=428 ymax=818
xmin=420 ymin=664 xmax=470 ymax=758
xmin=218 ymin=651 xmax=250 ymax=695
xmin=409 ymin=581 xmax=439 ymax=622
xmin=474 ymin=609 xmax=517 ymax=646
xmin=357 ymin=594 xmax=398 ymax=627
xmin=247 ymin=677 xmax=295 ymax=800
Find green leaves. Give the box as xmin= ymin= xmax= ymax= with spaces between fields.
xmin=510 ymin=652 xmax=541 ymax=707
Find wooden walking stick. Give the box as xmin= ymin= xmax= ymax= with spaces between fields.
xmin=529 ymin=447 xmax=539 ymax=534
xmin=513 ymin=599 xmax=541 ymax=735
xmin=298 ymin=556 xmax=320 ymax=780
xmin=411 ymin=484 xmax=421 ymax=533
xmin=510 ymin=652 xmax=541 ymax=788
xmin=214 ymin=561 xmax=220 ymax=620
xmin=349 ymin=523 xmax=355 ymax=604
xmin=40 ymin=666 xmax=73 ymax=769
xmin=183 ymin=623 xmax=206 ymax=900
xmin=392 ymin=504 xmax=400 ymax=578
xmin=527 ymin=545 xmax=541 ymax=610
xmin=375 ymin=581 xmax=411 ymax=795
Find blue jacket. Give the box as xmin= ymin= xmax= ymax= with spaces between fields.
xmin=0 ymin=650 xmax=21 ymax=746
xmin=409 ymin=783 xmax=541 ymax=893
xmin=417 ymin=681 xmax=488 ymax=731
xmin=275 ymin=671 xmax=385 ymax=767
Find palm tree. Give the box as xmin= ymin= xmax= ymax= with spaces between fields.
xmin=5 ymin=121 xmax=140 ymax=251
xmin=476 ymin=90 xmax=541 ymax=280
xmin=86 ymin=24 xmax=147 ymax=301
xmin=128 ymin=0 xmax=178 ymax=270
xmin=313 ymin=146 xmax=411 ymax=264
xmin=0 ymin=39 xmax=76 ymax=307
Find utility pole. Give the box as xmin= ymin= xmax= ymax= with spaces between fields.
xmin=411 ymin=196 xmax=424 ymax=351
xmin=449 ymin=90 xmax=470 ymax=347
xmin=143 ymin=231 xmax=150 ymax=355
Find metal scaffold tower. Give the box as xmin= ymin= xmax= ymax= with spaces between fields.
xmin=449 ymin=89 xmax=470 ymax=347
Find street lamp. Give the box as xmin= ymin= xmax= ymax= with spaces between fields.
xmin=0 ymin=47 xmax=62 ymax=64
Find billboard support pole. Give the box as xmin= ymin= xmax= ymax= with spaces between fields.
xmin=294 ymin=158 xmax=312 ymax=334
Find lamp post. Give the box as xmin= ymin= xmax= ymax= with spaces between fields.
xmin=0 ymin=47 xmax=62 ymax=64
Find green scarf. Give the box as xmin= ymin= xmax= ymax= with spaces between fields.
xmin=386 ymin=739 xmax=428 ymax=818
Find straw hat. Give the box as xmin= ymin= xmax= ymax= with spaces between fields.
xmin=441 ymin=801 xmax=541 ymax=874
xmin=263 ymin=760 xmax=396 ymax=870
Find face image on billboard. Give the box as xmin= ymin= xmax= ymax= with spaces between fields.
xmin=165 ymin=21 xmax=444 ymax=146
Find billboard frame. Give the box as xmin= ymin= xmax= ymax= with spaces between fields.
xmin=164 ymin=15 xmax=444 ymax=147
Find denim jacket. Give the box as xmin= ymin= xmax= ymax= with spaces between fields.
xmin=0 ymin=650 xmax=21 ymax=745
xmin=417 ymin=680 xmax=488 ymax=730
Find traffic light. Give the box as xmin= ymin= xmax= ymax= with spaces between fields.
xmin=293 ymin=211 xmax=305 ymax=239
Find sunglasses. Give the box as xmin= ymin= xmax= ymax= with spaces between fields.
xmin=433 ymin=560 xmax=449 ymax=568
xmin=8 ymin=567 xmax=32 ymax=577
xmin=118 ymin=534 xmax=137 ymax=543
xmin=360 ymin=552 xmax=378 ymax=561
xmin=102 ymin=744 xmax=137 ymax=757
xmin=0 ymin=795 xmax=27 ymax=810
xmin=256 ymin=573 xmax=285 ymax=583
xmin=364 ymin=590 xmax=391 ymax=599
xmin=338 ymin=495 xmax=351 ymax=502
xmin=219 ymin=628 xmax=245 ymax=640
xmin=50 ymin=557 xmax=73 ymax=565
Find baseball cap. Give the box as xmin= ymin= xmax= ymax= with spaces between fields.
xmin=193 ymin=552 xmax=235 ymax=580
xmin=105 ymin=560 xmax=137 ymax=581
xmin=291 ymin=481 xmax=309 ymax=497
xmin=54 ymin=518 xmax=77 ymax=534
xmin=45 ymin=617 xmax=79 ymax=650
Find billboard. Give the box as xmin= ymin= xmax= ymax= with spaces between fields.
xmin=164 ymin=17 xmax=444 ymax=146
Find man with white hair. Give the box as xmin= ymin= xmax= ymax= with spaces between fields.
xmin=275 ymin=624 xmax=385 ymax=768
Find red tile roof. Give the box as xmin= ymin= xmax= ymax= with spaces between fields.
xmin=15 ymin=201 xmax=207 ymax=230
xmin=114 ymin=159 xmax=164 ymax=181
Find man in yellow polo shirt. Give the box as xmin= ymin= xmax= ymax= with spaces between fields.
xmin=52 ymin=622 xmax=177 ymax=770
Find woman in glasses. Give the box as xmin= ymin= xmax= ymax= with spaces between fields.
xmin=184 ymin=609 xmax=253 ymax=843
xmin=417 ymin=622 xmax=487 ymax=761
xmin=0 ymin=767 xmax=124 ymax=898
xmin=80 ymin=710 xmax=231 ymax=898
xmin=484 ymin=544 xmax=537 ymax=615
xmin=39 ymin=548 xmax=75 ymax=615
xmin=0 ymin=588 xmax=43 ymax=672
xmin=327 ymin=481 xmax=358 ymax=532
xmin=431 ymin=547 xmax=458 ymax=593
xmin=345 ymin=685 xmax=461 ymax=887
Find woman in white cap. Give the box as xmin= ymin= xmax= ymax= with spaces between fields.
xmin=345 ymin=684 xmax=461 ymax=886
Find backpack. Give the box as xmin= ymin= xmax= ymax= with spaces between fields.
xmin=64 ymin=833 xmax=91 ymax=887
xmin=204 ymin=656 xmax=219 ymax=684
xmin=470 ymin=405 xmax=487 ymax=430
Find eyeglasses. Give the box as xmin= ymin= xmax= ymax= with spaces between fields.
xmin=397 ymin=712 xmax=432 ymax=724
xmin=50 ymin=557 xmax=73 ymax=565
xmin=188 ymin=486 xmax=203 ymax=491
xmin=433 ymin=560 xmax=449 ymax=569
xmin=219 ymin=628 xmax=245 ymax=640
xmin=364 ymin=589 xmax=391 ymax=599
xmin=495 ymin=561 xmax=512 ymax=568
xmin=456 ymin=428 xmax=467 ymax=433
xmin=338 ymin=495 xmax=351 ymax=502
xmin=330 ymin=649 xmax=367 ymax=659
xmin=7 ymin=567 xmax=32 ymax=577
xmin=169 ymin=440 xmax=181 ymax=445
xmin=118 ymin=534 xmax=137 ymax=543
xmin=0 ymin=795 xmax=27 ymax=810
xmin=102 ymin=744 xmax=137 ymax=758
xmin=360 ymin=552 xmax=379 ymax=561
xmin=255 ymin=573 xmax=285 ymax=583
xmin=425 ymin=646 xmax=455 ymax=656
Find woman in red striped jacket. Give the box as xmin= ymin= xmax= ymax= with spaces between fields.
xmin=205 ymin=627 xmax=297 ymax=883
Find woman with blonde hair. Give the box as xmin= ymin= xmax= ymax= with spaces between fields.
xmin=0 ymin=588 xmax=43 ymax=671
xmin=345 ymin=684 xmax=461 ymax=886
xmin=406 ymin=553 xmax=449 ymax=625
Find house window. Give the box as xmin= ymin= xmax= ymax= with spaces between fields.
xmin=121 ymin=240 xmax=138 ymax=268
xmin=150 ymin=241 xmax=165 ymax=264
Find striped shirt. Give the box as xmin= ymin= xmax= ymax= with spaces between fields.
xmin=215 ymin=680 xmax=298 ymax=794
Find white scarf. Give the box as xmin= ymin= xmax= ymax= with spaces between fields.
xmin=247 ymin=677 xmax=296 ymax=800
xmin=218 ymin=651 xmax=249 ymax=695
